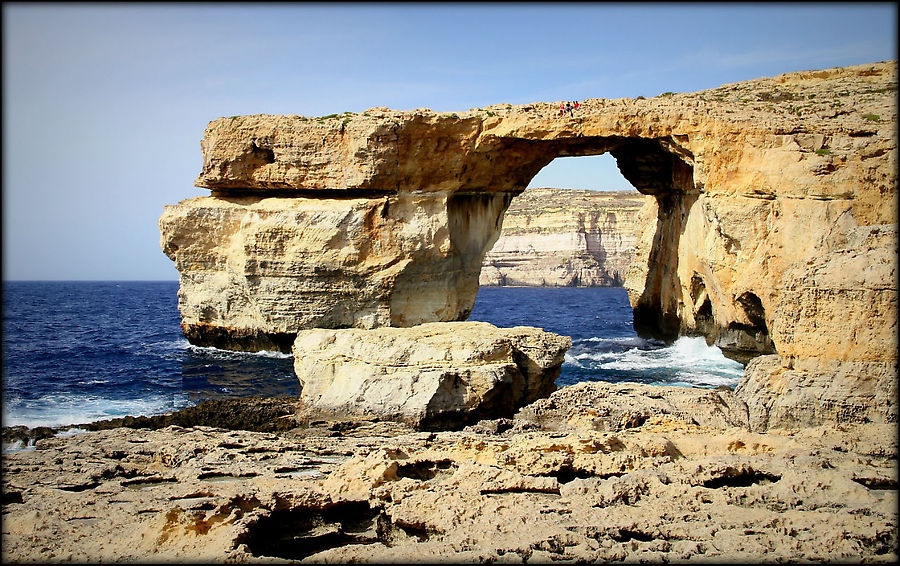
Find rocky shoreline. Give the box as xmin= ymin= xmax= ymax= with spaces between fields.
xmin=160 ymin=60 xmax=898 ymax=430
xmin=2 ymin=382 xmax=897 ymax=563
xmin=1 ymin=396 xmax=305 ymax=451
xmin=4 ymin=60 xmax=897 ymax=563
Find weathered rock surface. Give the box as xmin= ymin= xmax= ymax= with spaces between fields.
xmin=293 ymin=321 xmax=571 ymax=429
xmin=480 ymin=188 xmax=648 ymax=287
xmin=3 ymin=386 xmax=896 ymax=563
xmin=161 ymin=61 xmax=898 ymax=429
xmin=515 ymin=380 xmax=751 ymax=431
xmin=160 ymin=192 xmax=511 ymax=351
xmin=731 ymin=220 xmax=898 ymax=429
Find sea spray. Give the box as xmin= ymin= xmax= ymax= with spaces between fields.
xmin=470 ymin=286 xmax=745 ymax=389
xmin=565 ymin=335 xmax=744 ymax=388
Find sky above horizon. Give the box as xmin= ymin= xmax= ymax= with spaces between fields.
xmin=3 ymin=3 xmax=897 ymax=281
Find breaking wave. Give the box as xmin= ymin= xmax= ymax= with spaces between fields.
xmin=563 ymin=335 xmax=744 ymax=388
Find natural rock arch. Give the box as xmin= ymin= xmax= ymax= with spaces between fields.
xmin=161 ymin=61 xmax=898 ymax=429
xmin=471 ymin=136 xmax=714 ymax=343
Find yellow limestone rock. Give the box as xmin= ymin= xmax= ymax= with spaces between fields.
xmin=160 ymin=192 xmax=511 ymax=350
xmin=161 ymin=61 xmax=897 ymax=429
xmin=2 ymin=391 xmax=896 ymax=563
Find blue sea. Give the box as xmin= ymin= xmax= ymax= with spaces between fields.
xmin=1 ymin=281 xmax=743 ymax=430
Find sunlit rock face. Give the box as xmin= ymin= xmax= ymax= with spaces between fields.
xmin=162 ymin=61 xmax=897 ymax=429
xmin=160 ymin=192 xmax=511 ymax=351
xmin=480 ymin=188 xmax=648 ymax=287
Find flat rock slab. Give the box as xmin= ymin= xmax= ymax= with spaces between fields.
xmin=293 ymin=321 xmax=571 ymax=429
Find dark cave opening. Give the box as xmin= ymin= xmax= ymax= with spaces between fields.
xmin=240 ymin=501 xmax=381 ymax=560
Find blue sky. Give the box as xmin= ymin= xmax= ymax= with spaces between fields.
xmin=3 ymin=3 xmax=896 ymax=280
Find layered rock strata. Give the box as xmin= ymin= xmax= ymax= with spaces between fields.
xmin=292 ymin=321 xmax=571 ymax=429
xmin=479 ymin=187 xmax=648 ymax=287
xmin=2 ymin=387 xmax=896 ymax=563
xmin=161 ymin=61 xmax=898 ymax=429
xmin=160 ymin=192 xmax=511 ymax=351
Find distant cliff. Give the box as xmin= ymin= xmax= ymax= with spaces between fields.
xmin=480 ymin=188 xmax=648 ymax=287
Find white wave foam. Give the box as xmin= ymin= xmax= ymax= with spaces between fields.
xmin=674 ymin=372 xmax=742 ymax=387
xmin=140 ymin=338 xmax=293 ymax=359
xmin=576 ymin=336 xmax=658 ymax=348
xmin=77 ymin=379 xmax=112 ymax=386
xmin=138 ymin=338 xmax=192 ymax=358
xmin=185 ymin=344 xmax=293 ymax=359
xmin=571 ymin=351 xmax=618 ymax=363
xmin=566 ymin=336 xmax=744 ymax=387
xmin=600 ymin=337 xmax=742 ymax=372
xmin=564 ymin=352 xmax=586 ymax=368
xmin=1 ymin=394 xmax=193 ymax=429
xmin=2 ymin=439 xmax=35 ymax=454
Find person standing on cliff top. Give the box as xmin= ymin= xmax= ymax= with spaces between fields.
xmin=559 ymin=102 xmax=565 ymax=116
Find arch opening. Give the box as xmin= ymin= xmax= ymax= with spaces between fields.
xmin=478 ymin=135 xmax=698 ymax=313
xmin=526 ymin=153 xmax=637 ymax=192
xmin=470 ymin=136 xmax=746 ymax=390
xmin=481 ymin=152 xmax=642 ymax=289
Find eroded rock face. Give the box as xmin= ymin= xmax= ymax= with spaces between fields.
xmin=160 ymin=192 xmax=511 ymax=351
xmin=161 ymin=61 xmax=898 ymax=429
xmin=292 ymin=321 xmax=571 ymax=429
xmin=480 ymin=188 xmax=648 ymax=287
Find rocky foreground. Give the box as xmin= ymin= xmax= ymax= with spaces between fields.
xmin=2 ymin=383 xmax=897 ymax=563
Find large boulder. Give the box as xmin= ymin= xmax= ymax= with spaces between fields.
xmin=292 ymin=321 xmax=571 ymax=429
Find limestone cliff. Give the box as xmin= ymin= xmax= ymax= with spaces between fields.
xmin=480 ymin=188 xmax=648 ymax=287
xmin=161 ymin=60 xmax=898 ymax=430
